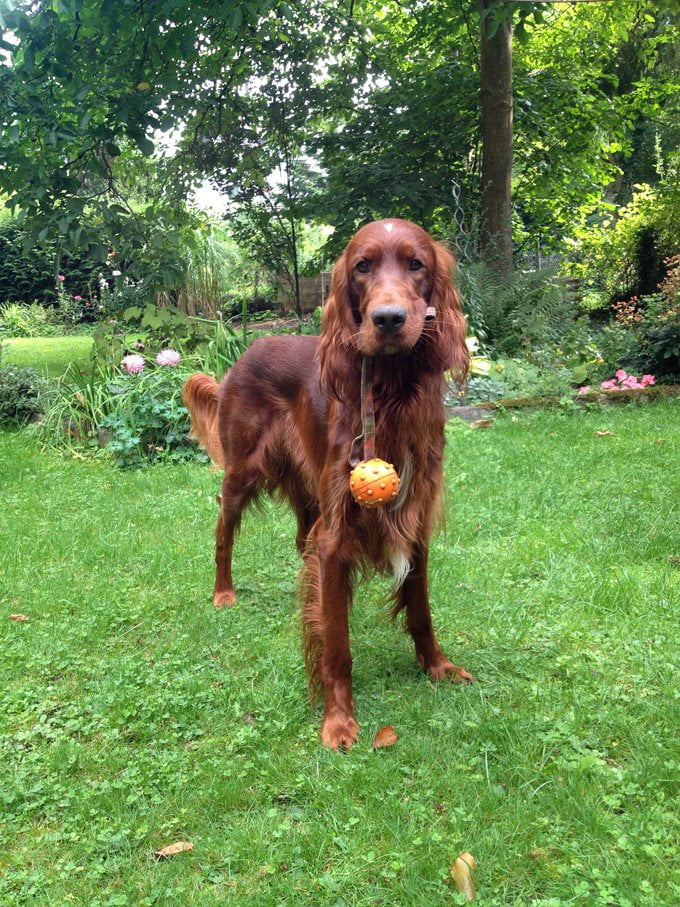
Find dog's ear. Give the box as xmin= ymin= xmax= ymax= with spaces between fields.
xmin=428 ymin=241 xmax=469 ymax=381
xmin=317 ymin=250 xmax=360 ymax=400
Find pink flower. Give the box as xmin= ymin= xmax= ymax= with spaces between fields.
xmin=600 ymin=379 xmax=617 ymax=390
xmin=615 ymin=369 xmax=627 ymax=381
xmin=156 ymin=348 xmax=181 ymax=367
xmin=74 ymin=295 xmax=82 ymax=300
xmin=578 ymin=386 xmax=591 ymax=395
xmin=58 ymin=274 xmax=65 ymax=281
xmin=641 ymin=374 xmax=655 ymax=386
xmin=121 ymin=353 xmax=145 ymax=375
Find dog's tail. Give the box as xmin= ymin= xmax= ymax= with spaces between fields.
xmin=183 ymin=373 xmax=225 ymax=468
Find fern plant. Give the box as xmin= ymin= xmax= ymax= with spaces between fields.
xmin=458 ymin=262 xmax=579 ymax=357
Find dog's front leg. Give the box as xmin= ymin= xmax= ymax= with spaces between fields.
xmin=314 ymin=529 xmax=358 ymax=750
xmin=399 ymin=543 xmax=475 ymax=683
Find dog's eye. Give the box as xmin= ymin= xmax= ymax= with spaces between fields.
xmin=409 ymin=259 xmax=424 ymax=271
xmin=355 ymin=260 xmax=370 ymax=274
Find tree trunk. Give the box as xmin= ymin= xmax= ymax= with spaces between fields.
xmin=478 ymin=0 xmax=513 ymax=277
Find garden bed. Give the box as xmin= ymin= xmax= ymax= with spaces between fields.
xmin=450 ymin=384 xmax=680 ymax=421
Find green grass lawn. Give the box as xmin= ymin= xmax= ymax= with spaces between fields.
xmin=2 ymin=334 xmax=93 ymax=377
xmin=1 ymin=401 xmax=679 ymax=905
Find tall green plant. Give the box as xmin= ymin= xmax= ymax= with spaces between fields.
xmin=196 ymin=318 xmax=247 ymax=381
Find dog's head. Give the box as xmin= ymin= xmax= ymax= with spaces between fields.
xmin=318 ymin=218 xmax=468 ymax=396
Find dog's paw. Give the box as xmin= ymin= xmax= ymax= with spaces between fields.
xmin=321 ymin=713 xmax=359 ymax=751
xmin=213 ymin=589 xmax=236 ymax=609
xmin=420 ymin=653 xmax=476 ymax=683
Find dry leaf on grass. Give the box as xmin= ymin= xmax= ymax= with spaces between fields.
xmin=469 ymin=419 xmax=494 ymax=430
xmin=372 ymin=725 xmax=398 ymax=749
xmin=8 ymin=614 xmax=29 ymax=622
xmin=450 ymin=851 xmax=477 ymax=901
xmin=595 ymin=431 xmax=616 ymax=437
xmin=154 ymin=840 xmax=193 ymax=859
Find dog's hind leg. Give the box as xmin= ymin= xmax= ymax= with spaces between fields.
xmin=213 ymin=469 xmax=259 ymax=608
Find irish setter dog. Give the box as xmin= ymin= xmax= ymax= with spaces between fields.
xmin=183 ymin=218 xmax=473 ymax=750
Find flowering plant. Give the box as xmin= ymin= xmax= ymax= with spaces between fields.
xmin=120 ymin=348 xmax=182 ymax=375
xmin=578 ymin=370 xmax=655 ymax=395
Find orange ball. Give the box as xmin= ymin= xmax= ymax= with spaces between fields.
xmin=349 ymin=458 xmax=400 ymax=508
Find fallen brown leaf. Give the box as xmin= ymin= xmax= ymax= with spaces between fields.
xmin=373 ymin=725 xmax=398 ymax=749
xmin=8 ymin=614 xmax=29 ymax=622
xmin=154 ymin=840 xmax=193 ymax=859
xmin=595 ymin=431 xmax=616 ymax=437
xmin=469 ymin=419 xmax=494 ymax=430
xmin=450 ymin=851 xmax=477 ymax=901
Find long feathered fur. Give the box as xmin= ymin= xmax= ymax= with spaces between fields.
xmin=182 ymin=372 xmax=225 ymax=468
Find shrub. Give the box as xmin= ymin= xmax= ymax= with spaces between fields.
xmin=0 ymin=302 xmax=59 ymax=337
xmin=91 ymin=304 xmax=211 ymax=369
xmin=569 ymin=180 xmax=679 ymax=302
xmin=590 ymin=254 xmax=680 ymax=384
xmin=99 ymin=275 xmax=150 ymax=318
xmin=636 ymin=255 xmax=680 ymax=381
xmin=0 ymin=221 xmax=103 ymax=306
xmin=0 ymin=365 xmax=49 ymax=425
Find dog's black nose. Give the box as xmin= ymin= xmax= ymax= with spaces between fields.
xmin=371 ymin=305 xmax=407 ymax=334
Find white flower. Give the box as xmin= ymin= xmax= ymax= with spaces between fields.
xmin=156 ymin=348 xmax=182 ymax=367
xmin=121 ymin=354 xmax=145 ymax=375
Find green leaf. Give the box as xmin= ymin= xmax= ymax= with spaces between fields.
xmin=134 ymin=135 xmax=155 ymax=156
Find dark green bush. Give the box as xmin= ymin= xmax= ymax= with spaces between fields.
xmin=0 ymin=365 xmax=49 ymax=425
xmin=0 ymin=221 xmax=103 ymax=306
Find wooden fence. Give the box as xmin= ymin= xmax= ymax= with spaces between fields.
xmin=276 ymin=272 xmax=332 ymax=314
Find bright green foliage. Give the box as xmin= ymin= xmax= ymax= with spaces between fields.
xmin=40 ymin=359 xmax=201 ymax=466
xmin=98 ymin=368 xmax=200 ymax=467
xmin=39 ymin=318 xmax=245 ymax=463
xmin=2 ymin=403 xmax=679 ymax=903
xmin=514 ymin=1 xmax=679 ymax=248
xmin=570 ymin=180 xmax=680 ymax=300
xmin=0 ymin=302 xmax=58 ymax=337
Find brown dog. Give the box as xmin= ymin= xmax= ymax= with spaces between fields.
xmin=183 ymin=218 xmax=473 ymax=749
